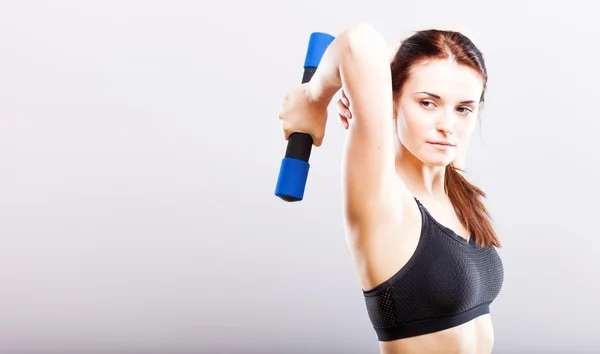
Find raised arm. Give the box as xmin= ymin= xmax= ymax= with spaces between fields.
xmin=307 ymin=23 xmax=405 ymax=226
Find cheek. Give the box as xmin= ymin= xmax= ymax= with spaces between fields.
xmin=458 ymin=116 xmax=478 ymax=138
xmin=397 ymin=105 xmax=430 ymax=139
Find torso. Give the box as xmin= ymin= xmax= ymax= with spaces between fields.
xmin=344 ymin=176 xmax=498 ymax=354
xmin=378 ymin=314 xmax=495 ymax=354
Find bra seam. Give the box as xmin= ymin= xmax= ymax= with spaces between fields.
xmin=416 ymin=199 xmax=472 ymax=246
xmin=372 ymin=301 xmax=493 ymax=329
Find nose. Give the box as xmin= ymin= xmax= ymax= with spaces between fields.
xmin=436 ymin=110 xmax=456 ymax=135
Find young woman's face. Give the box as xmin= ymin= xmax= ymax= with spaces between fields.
xmin=395 ymin=59 xmax=484 ymax=167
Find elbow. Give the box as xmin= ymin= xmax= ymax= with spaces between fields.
xmin=344 ymin=23 xmax=387 ymax=55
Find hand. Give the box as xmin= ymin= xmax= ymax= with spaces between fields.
xmin=278 ymin=83 xmax=329 ymax=147
xmin=337 ymin=89 xmax=352 ymax=129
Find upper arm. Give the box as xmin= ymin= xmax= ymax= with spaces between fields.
xmin=339 ymin=24 xmax=406 ymax=225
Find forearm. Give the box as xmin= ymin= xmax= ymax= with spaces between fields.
xmin=307 ymin=21 xmax=468 ymax=105
xmin=308 ymin=23 xmax=387 ymax=106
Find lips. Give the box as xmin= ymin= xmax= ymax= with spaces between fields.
xmin=428 ymin=141 xmax=455 ymax=146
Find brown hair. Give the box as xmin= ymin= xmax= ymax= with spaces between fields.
xmin=391 ymin=29 xmax=501 ymax=248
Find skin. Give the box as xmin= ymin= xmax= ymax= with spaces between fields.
xmin=339 ymin=59 xmax=489 ymax=354
xmin=278 ymin=22 xmax=494 ymax=354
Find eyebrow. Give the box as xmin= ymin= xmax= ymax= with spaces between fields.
xmin=415 ymin=91 xmax=475 ymax=104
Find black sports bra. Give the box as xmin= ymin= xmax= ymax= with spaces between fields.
xmin=362 ymin=198 xmax=504 ymax=341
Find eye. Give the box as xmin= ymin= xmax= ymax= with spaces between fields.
xmin=420 ymin=100 xmax=436 ymax=110
xmin=456 ymin=106 xmax=474 ymax=115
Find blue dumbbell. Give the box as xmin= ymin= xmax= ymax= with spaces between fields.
xmin=275 ymin=32 xmax=335 ymax=202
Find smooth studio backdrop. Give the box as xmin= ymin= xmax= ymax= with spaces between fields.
xmin=0 ymin=1 xmax=598 ymax=353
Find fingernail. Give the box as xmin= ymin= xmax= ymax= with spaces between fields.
xmin=345 ymin=111 xmax=351 ymax=118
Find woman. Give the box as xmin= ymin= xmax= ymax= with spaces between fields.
xmin=278 ymin=22 xmax=504 ymax=354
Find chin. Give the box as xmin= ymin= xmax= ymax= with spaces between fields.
xmin=419 ymin=153 xmax=455 ymax=168
xmin=402 ymin=142 xmax=456 ymax=168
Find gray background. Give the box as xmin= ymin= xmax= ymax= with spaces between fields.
xmin=0 ymin=0 xmax=597 ymax=353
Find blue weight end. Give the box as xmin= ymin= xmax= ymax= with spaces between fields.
xmin=304 ymin=32 xmax=335 ymax=69
xmin=274 ymin=157 xmax=310 ymax=202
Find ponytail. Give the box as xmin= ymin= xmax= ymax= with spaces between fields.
xmin=444 ymin=164 xmax=501 ymax=248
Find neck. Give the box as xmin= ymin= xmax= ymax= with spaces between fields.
xmin=395 ymin=143 xmax=447 ymax=200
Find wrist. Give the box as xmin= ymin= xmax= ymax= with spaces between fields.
xmin=307 ymin=75 xmax=340 ymax=107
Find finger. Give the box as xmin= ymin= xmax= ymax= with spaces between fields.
xmin=337 ymin=99 xmax=352 ymax=119
xmin=341 ymin=90 xmax=349 ymax=106
xmin=338 ymin=113 xmax=349 ymax=129
xmin=336 ymin=98 xmax=345 ymax=112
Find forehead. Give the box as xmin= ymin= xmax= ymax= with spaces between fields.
xmin=405 ymin=59 xmax=484 ymax=100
